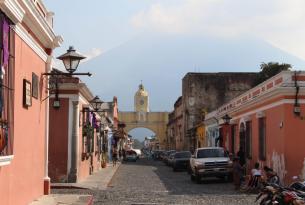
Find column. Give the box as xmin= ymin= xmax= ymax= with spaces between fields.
xmin=68 ymin=101 xmax=79 ymax=182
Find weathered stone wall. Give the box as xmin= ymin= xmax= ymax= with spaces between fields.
xmin=182 ymin=72 xmax=257 ymax=150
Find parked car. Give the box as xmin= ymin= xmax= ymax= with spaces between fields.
xmin=189 ymin=147 xmax=233 ymax=183
xmin=132 ymin=149 xmax=142 ymax=159
xmin=172 ymin=151 xmax=192 ymax=171
xmin=167 ymin=153 xmax=176 ymax=167
xmin=163 ymin=150 xmax=176 ymax=165
xmin=125 ymin=150 xmax=138 ymax=162
xmin=152 ymin=150 xmax=164 ymax=160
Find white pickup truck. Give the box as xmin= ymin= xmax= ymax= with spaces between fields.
xmin=189 ymin=147 xmax=233 ymax=183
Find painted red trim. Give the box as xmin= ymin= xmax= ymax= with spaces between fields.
xmin=274 ymin=77 xmax=283 ymax=85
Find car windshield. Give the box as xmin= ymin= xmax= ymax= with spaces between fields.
xmin=197 ymin=149 xmax=227 ymax=158
xmin=175 ymin=152 xmax=191 ymax=158
xmin=166 ymin=150 xmax=175 ymax=156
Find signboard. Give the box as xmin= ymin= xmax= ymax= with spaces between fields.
xmin=23 ymin=79 xmax=32 ymax=107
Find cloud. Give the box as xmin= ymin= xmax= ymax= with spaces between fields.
xmin=130 ymin=0 xmax=305 ymax=60
xmin=81 ymin=48 xmax=103 ymax=63
xmin=52 ymin=48 xmax=103 ymax=70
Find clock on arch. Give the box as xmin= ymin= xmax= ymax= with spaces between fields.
xmin=139 ymin=99 xmax=145 ymax=105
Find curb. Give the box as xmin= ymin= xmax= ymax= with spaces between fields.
xmin=106 ymin=163 xmax=121 ymax=188
xmin=51 ymin=185 xmax=89 ymax=190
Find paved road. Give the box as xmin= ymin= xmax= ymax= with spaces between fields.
xmin=53 ymin=158 xmax=256 ymax=204
xmin=94 ymin=158 xmax=256 ymax=205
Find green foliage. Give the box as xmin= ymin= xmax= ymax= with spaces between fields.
xmin=83 ymin=124 xmax=94 ymax=138
xmin=254 ymin=62 xmax=292 ymax=85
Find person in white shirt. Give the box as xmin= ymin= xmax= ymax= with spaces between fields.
xmin=248 ymin=162 xmax=262 ymax=190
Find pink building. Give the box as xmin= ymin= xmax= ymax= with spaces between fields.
xmin=206 ymin=71 xmax=305 ymax=184
xmin=0 ymin=1 xmax=62 ymax=205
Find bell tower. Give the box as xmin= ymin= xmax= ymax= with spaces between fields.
xmin=134 ymin=83 xmax=149 ymax=113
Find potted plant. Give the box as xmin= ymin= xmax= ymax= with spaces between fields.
xmin=101 ymin=154 xmax=107 ymax=168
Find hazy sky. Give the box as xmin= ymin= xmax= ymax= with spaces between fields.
xmin=43 ymin=0 xmax=305 ymax=140
xmin=44 ymin=0 xmax=305 ymax=62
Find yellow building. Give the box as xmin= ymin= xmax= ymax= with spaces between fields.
xmin=134 ymin=83 xmax=149 ymax=112
xmin=119 ymin=83 xmax=169 ymax=150
xmin=196 ymin=122 xmax=206 ymax=148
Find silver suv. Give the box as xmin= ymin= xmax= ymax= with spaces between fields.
xmin=189 ymin=147 xmax=233 ymax=183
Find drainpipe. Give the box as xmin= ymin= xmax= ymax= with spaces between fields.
xmin=44 ymin=55 xmax=52 ymax=195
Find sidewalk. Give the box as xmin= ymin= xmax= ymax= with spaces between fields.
xmin=52 ymin=162 xmax=120 ymax=190
xmin=30 ymin=162 xmax=120 ymax=205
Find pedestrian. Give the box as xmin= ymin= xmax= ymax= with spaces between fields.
xmin=233 ymin=157 xmax=244 ymax=190
xmin=237 ymin=147 xmax=246 ymax=167
xmin=112 ymin=147 xmax=118 ymax=167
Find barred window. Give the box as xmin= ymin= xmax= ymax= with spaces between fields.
xmin=0 ymin=12 xmax=14 ymax=157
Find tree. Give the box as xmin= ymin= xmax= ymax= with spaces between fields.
xmin=254 ymin=62 xmax=291 ymax=85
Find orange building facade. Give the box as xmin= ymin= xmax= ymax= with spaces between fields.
xmin=49 ymin=76 xmax=119 ymax=183
xmin=205 ymin=71 xmax=305 ymax=184
xmin=49 ymin=78 xmax=100 ymax=182
xmin=0 ymin=1 xmax=62 ymax=205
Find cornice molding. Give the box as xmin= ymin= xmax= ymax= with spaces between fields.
xmin=18 ymin=0 xmax=63 ymax=49
xmin=13 ymin=23 xmax=48 ymax=61
xmin=0 ymin=0 xmax=25 ymax=23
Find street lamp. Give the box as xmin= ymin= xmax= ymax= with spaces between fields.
xmin=90 ymin=96 xmax=104 ymax=112
xmin=43 ymin=46 xmax=92 ymax=76
xmin=43 ymin=46 xmax=92 ymax=109
xmin=222 ymin=114 xmax=232 ymax=125
xmin=57 ymin=46 xmax=86 ymax=74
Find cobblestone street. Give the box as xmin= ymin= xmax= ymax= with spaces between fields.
xmin=53 ymin=158 xmax=256 ymax=205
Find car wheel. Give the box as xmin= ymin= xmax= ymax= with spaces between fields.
xmin=187 ymin=165 xmax=192 ymax=175
xmin=195 ymin=174 xmax=201 ymax=184
xmin=191 ymin=173 xmax=195 ymax=181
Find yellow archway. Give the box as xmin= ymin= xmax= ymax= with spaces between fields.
xmin=119 ymin=111 xmax=168 ymax=149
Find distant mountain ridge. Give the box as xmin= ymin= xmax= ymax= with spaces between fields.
xmin=80 ymin=33 xmax=305 ymax=111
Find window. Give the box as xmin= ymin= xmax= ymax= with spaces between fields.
xmin=258 ymin=117 xmax=266 ymax=160
xmin=0 ymin=12 xmax=14 ymax=159
xmin=197 ymin=148 xmax=228 ymax=158
xmin=231 ymin=125 xmax=236 ymax=154
xmin=245 ymin=121 xmax=252 ymax=159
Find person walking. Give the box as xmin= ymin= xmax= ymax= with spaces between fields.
xmin=237 ymin=147 xmax=246 ymax=167
xmin=112 ymin=147 xmax=118 ymax=167
xmin=233 ymin=157 xmax=244 ymax=190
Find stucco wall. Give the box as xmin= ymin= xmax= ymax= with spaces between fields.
xmin=49 ymin=98 xmax=69 ymax=182
xmin=233 ymin=101 xmax=305 ymax=184
xmin=0 ymin=34 xmax=47 ymax=205
xmin=182 ymin=72 xmax=257 ymax=150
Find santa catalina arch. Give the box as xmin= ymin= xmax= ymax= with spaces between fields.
xmin=118 ymin=84 xmax=168 ymax=149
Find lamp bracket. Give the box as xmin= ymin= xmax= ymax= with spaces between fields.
xmin=42 ymin=72 xmax=92 ymax=77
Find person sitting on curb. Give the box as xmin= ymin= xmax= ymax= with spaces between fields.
xmin=246 ymin=162 xmax=262 ymax=192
